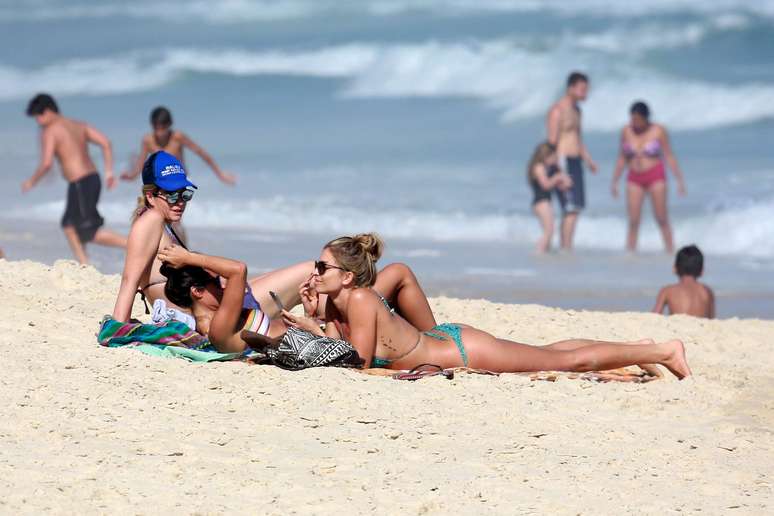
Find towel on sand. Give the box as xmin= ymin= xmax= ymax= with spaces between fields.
xmin=97 ymin=316 xmax=240 ymax=362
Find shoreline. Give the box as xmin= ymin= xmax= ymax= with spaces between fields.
xmin=2 ymin=217 xmax=773 ymax=320
xmin=1 ymin=259 xmax=772 ymax=512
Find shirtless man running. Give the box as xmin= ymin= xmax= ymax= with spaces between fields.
xmin=120 ymin=106 xmax=236 ymax=185
xmin=546 ymin=72 xmax=598 ymax=250
xmin=23 ymin=93 xmax=126 ymax=264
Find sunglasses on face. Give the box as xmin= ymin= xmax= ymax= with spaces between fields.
xmin=156 ymin=189 xmax=195 ymax=204
xmin=314 ymin=260 xmax=346 ymax=276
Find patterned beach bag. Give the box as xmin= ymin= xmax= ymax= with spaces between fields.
xmin=266 ymin=327 xmax=364 ymax=371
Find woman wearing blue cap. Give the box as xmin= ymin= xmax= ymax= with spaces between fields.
xmin=112 ymin=151 xmax=437 ymax=346
xmin=111 ymin=151 xmax=310 ymax=334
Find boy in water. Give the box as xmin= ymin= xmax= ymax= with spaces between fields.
xmin=120 ymin=106 xmax=236 ymax=185
xmin=653 ymin=245 xmax=715 ymax=318
xmin=22 ymin=93 xmax=127 ymax=265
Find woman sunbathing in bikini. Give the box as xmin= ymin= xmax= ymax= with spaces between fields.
xmin=112 ymin=151 xmax=436 ymax=340
xmin=282 ymin=233 xmax=693 ymax=379
xmin=155 ymin=243 xmax=436 ymax=353
xmin=111 ymin=151 xmax=315 ymax=338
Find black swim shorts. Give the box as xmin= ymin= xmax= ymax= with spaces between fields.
xmin=61 ymin=172 xmax=105 ymax=243
xmin=558 ymin=157 xmax=585 ymax=213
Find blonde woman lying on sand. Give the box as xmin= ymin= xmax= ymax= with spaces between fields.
xmin=154 ymin=244 xmax=435 ymax=353
xmin=112 ymin=152 xmax=436 ymax=341
xmin=281 ymin=233 xmax=693 ymax=379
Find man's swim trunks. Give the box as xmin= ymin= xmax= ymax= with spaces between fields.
xmin=558 ymin=157 xmax=585 ymax=213
xmin=61 ymin=172 xmax=104 ymax=243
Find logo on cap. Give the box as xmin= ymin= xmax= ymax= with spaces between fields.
xmin=160 ymin=164 xmax=184 ymax=177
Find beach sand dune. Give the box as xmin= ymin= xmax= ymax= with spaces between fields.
xmin=1 ymin=260 xmax=772 ymax=514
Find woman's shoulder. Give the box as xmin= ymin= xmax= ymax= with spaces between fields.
xmin=131 ymin=208 xmax=165 ymax=235
xmin=350 ymin=288 xmax=378 ymax=304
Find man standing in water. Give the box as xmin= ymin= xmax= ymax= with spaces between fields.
xmin=22 ymin=93 xmax=126 ymax=264
xmin=546 ymin=72 xmax=598 ymax=250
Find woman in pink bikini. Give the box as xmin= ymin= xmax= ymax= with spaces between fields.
xmin=611 ymin=101 xmax=687 ymax=252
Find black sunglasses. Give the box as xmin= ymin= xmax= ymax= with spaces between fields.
xmin=156 ymin=189 xmax=195 ymax=204
xmin=314 ymin=260 xmax=346 ymax=275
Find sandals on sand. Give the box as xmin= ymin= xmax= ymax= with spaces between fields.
xmin=392 ymin=364 xmax=455 ymax=381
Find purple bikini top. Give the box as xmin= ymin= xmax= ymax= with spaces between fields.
xmin=622 ymin=139 xmax=661 ymax=159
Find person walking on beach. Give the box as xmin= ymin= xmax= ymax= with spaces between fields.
xmin=22 ymin=93 xmax=126 ymax=265
xmin=526 ymin=142 xmax=572 ymax=253
xmin=120 ymin=106 xmax=236 ymax=185
xmin=611 ymin=101 xmax=686 ymax=252
xmin=546 ymin=72 xmax=598 ymax=250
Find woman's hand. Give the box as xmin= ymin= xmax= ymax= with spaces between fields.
xmin=157 ymin=244 xmax=191 ymax=268
xmin=299 ymin=276 xmax=319 ymax=317
xmin=611 ymin=181 xmax=619 ymax=198
xmin=281 ymin=310 xmax=324 ymax=335
xmin=677 ymin=181 xmax=687 ymax=196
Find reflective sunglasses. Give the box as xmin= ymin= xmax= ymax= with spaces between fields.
xmin=314 ymin=260 xmax=346 ymax=275
xmin=156 ymin=189 xmax=195 ymax=204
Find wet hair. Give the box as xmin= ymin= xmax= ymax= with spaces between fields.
xmin=526 ymin=141 xmax=557 ymax=183
xmin=26 ymin=93 xmax=59 ymax=116
xmin=630 ymin=101 xmax=651 ymax=120
xmin=675 ymin=245 xmax=704 ymax=277
xmin=324 ymin=233 xmax=384 ymax=288
xmin=566 ymin=71 xmax=589 ymax=88
xmin=159 ymin=263 xmax=214 ymax=308
xmin=150 ymin=106 xmax=173 ymax=127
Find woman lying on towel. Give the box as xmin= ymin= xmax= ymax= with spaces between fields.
xmin=155 ymin=243 xmax=437 ymax=354
xmin=111 ymin=151 xmax=435 ymax=339
xmin=280 ymin=233 xmax=693 ymax=379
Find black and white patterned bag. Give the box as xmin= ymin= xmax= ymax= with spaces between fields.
xmin=266 ymin=327 xmax=364 ymax=371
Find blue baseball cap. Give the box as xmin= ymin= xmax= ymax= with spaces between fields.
xmin=141 ymin=151 xmax=197 ymax=191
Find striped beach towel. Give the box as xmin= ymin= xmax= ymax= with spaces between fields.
xmin=97 ymin=316 xmax=241 ymax=362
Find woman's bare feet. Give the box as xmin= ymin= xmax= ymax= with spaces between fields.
xmin=633 ymin=339 xmax=662 ymax=378
xmin=659 ymin=339 xmax=692 ymax=380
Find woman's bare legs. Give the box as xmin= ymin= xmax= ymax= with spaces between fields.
xmin=461 ymin=327 xmax=691 ymax=379
xmin=626 ymin=181 xmax=646 ymax=251
xmin=542 ymin=337 xmax=662 ymax=377
xmin=374 ymin=263 xmax=437 ymax=331
xmin=533 ymin=200 xmax=554 ymax=253
xmin=649 ymin=181 xmax=674 ymax=253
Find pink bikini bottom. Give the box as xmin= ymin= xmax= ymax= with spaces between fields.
xmin=627 ymin=162 xmax=665 ymax=189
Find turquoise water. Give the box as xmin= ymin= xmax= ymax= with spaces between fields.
xmin=1 ymin=0 xmax=773 ymax=317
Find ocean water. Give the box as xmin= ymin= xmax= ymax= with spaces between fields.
xmin=1 ymin=0 xmax=773 ymax=318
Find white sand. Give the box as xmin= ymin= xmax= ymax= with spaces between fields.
xmin=1 ymin=259 xmax=772 ymax=514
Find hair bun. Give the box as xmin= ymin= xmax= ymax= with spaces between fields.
xmin=354 ymin=233 xmax=384 ymax=262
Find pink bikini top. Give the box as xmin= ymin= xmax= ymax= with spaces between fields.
xmin=622 ymin=139 xmax=661 ymax=159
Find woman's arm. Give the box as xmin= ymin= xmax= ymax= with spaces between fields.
xmin=342 ymin=290 xmax=378 ymax=366
xmin=660 ymin=126 xmax=686 ymax=195
xmin=158 ymin=246 xmax=247 ymax=352
xmin=179 ymin=132 xmax=236 ymax=185
xmin=611 ymin=128 xmax=627 ymax=198
xmin=112 ymin=211 xmax=165 ymax=321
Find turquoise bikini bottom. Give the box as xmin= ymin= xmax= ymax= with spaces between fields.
xmin=423 ymin=323 xmax=469 ymax=367
xmin=371 ymin=323 xmax=468 ymax=368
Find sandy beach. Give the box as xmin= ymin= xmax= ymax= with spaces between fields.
xmin=0 ymin=258 xmax=771 ymax=514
